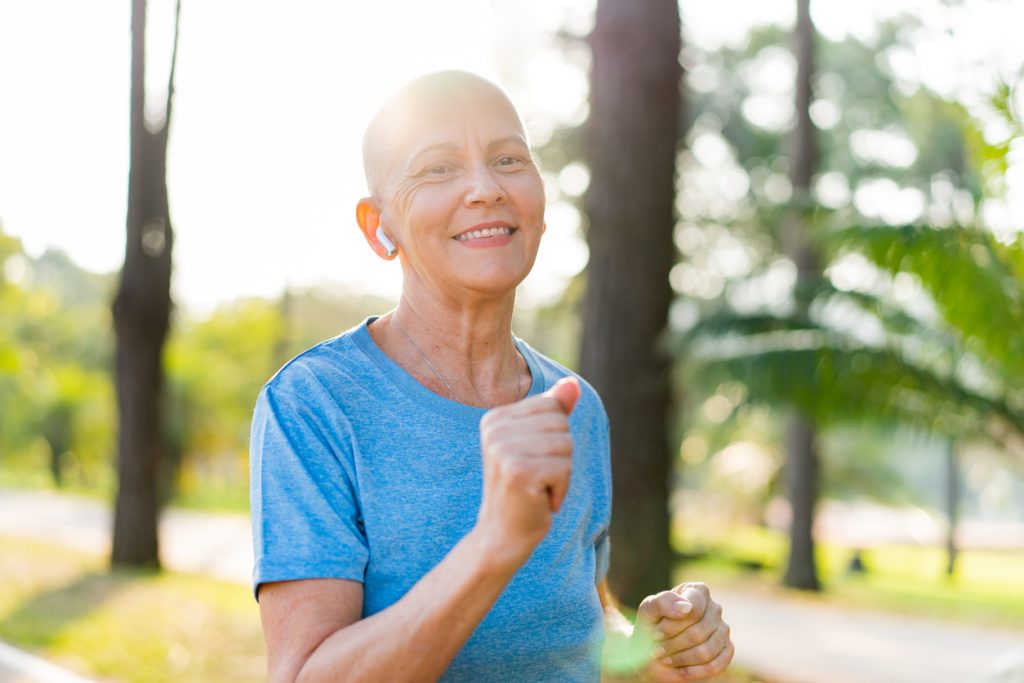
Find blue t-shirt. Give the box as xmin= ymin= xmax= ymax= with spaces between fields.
xmin=250 ymin=318 xmax=612 ymax=682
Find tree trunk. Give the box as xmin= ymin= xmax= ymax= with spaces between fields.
xmin=782 ymin=0 xmax=822 ymax=591
xmin=581 ymin=0 xmax=682 ymax=608
xmin=110 ymin=0 xmax=180 ymax=568
xmin=945 ymin=440 xmax=959 ymax=577
xmin=783 ymin=416 xmax=820 ymax=589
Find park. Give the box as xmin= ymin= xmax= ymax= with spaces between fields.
xmin=1 ymin=0 xmax=1022 ymax=681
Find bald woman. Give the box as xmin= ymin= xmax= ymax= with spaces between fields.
xmin=249 ymin=71 xmax=733 ymax=682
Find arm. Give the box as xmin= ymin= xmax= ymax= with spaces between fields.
xmin=260 ymin=378 xmax=582 ymax=683
xmin=260 ymin=529 xmax=517 ymax=683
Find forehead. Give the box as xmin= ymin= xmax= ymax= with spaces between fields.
xmin=388 ymin=87 xmax=527 ymax=159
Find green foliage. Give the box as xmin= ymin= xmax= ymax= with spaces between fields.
xmin=676 ymin=15 xmax=1024 ymax=510
xmin=0 ymin=231 xmax=115 ymax=489
xmin=0 ymin=218 xmax=395 ymax=508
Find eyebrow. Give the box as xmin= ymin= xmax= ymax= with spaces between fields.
xmin=487 ymin=135 xmax=530 ymax=151
xmin=406 ymin=142 xmax=460 ymax=167
xmin=405 ymin=135 xmax=530 ymax=168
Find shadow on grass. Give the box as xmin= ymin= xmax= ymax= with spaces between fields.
xmin=0 ymin=567 xmax=155 ymax=648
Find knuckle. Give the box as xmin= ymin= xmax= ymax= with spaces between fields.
xmin=502 ymin=458 xmax=526 ymax=479
xmin=491 ymin=442 xmax=512 ymax=461
xmin=686 ymin=581 xmax=708 ymax=595
xmin=637 ymin=597 xmax=658 ymax=621
xmin=682 ymin=625 xmax=709 ymax=649
xmin=692 ymin=643 xmax=712 ymax=663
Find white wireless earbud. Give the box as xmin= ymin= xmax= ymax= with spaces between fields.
xmin=376 ymin=227 xmax=398 ymax=257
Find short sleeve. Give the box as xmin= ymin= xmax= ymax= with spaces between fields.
xmin=249 ymin=381 xmax=369 ymax=601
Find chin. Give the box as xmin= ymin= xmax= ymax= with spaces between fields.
xmin=457 ymin=266 xmax=531 ymax=297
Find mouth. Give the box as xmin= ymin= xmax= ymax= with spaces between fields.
xmin=453 ymin=222 xmax=518 ymax=241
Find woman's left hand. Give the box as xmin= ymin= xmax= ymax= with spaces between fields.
xmin=633 ymin=582 xmax=734 ymax=681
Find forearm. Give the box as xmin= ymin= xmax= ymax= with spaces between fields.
xmin=296 ymin=528 xmax=516 ymax=683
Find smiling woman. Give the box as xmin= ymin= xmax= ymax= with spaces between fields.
xmin=248 ymin=71 xmax=732 ymax=683
xmin=356 ymin=72 xmax=547 ymax=309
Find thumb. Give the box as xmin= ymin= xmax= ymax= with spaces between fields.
xmin=546 ymin=377 xmax=580 ymax=415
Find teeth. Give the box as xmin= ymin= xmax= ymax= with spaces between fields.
xmin=455 ymin=226 xmax=514 ymax=241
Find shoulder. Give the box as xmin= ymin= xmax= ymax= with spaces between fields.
xmin=261 ymin=318 xmax=376 ymax=400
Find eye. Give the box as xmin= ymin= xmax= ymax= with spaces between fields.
xmin=496 ymin=155 xmax=525 ymax=167
xmin=426 ymin=163 xmax=454 ymax=175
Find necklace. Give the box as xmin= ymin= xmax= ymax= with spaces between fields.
xmin=390 ymin=314 xmax=527 ymax=407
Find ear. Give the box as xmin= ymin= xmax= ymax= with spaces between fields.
xmin=356 ymin=198 xmax=398 ymax=260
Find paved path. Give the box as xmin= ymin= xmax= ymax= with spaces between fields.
xmin=2 ymin=488 xmax=1023 ymax=683
xmin=720 ymin=589 xmax=1024 ymax=683
xmin=0 ymin=489 xmax=252 ymax=585
xmin=0 ymin=641 xmax=94 ymax=683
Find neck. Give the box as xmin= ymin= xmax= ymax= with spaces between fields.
xmin=372 ymin=287 xmax=527 ymax=408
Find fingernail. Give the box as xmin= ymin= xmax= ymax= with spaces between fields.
xmin=673 ymin=600 xmax=692 ymax=616
xmin=652 ymin=629 xmax=665 ymax=641
xmin=652 ymin=646 xmax=666 ymax=658
xmin=660 ymin=656 xmax=674 ymax=666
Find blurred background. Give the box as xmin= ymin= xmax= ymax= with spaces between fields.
xmin=1 ymin=0 xmax=1022 ymax=682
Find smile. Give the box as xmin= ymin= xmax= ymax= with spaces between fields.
xmin=454 ymin=225 xmax=517 ymax=241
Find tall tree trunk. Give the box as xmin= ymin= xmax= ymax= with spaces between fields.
xmin=781 ymin=0 xmax=822 ymax=592
xmin=111 ymin=0 xmax=180 ymax=568
xmin=581 ymin=0 xmax=682 ymax=608
xmin=945 ymin=440 xmax=959 ymax=577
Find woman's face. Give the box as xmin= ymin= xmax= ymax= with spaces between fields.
xmin=377 ymin=90 xmax=546 ymax=300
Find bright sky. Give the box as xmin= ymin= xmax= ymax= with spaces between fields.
xmin=1 ymin=0 xmax=1021 ymax=316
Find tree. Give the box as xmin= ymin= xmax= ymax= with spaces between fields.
xmin=580 ymin=0 xmax=682 ymax=606
xmin=110 ymin=0 xmax=181 ymax=567
xmin=780 ymin=0 xmax=822 ymax=591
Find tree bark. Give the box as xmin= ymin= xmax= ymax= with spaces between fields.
xmin=783 ymin=416 xmax=820 ymax=589
xmin=945 ymin=439 xmax=959 ymax=577
xmin=781 ymin=0 xmax=822 ymax=592
xmin=110 ymin=0 xmax=180 ymax=568
xmin=581 ymin=0 xmax=682 ymax=608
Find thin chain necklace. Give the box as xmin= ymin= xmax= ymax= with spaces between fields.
xmin=390 ymin=314 xmax=527 ymax=407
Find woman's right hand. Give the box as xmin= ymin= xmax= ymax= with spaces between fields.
xmin=475 ymin=377 xmax=581 ymax=570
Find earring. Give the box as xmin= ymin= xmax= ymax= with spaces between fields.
xmin=376 ymin=227 xmax=398 ymax=257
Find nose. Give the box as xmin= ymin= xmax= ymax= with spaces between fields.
xmin=463 ymin=163 xmax=507 ymax=207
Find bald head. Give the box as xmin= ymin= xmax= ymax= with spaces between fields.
xmin=361 ymin=70 xmax=527 ymax=199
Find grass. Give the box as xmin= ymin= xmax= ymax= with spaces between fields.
xmin=0 ymin=535 xmax=773 ymax=683
xmin=0 ymin=536 xmax=264 ymax=683
xmin=675 ymin=523 xmax=1024 ymax=630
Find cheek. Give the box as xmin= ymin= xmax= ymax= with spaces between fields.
xmin=511 ymin=176 xmax=546 ymax=222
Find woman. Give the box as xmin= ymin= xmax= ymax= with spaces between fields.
xmin=250 ymin=70 xmax=733 ymax=682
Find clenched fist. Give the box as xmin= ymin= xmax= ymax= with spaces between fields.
xmin=636 ymin=582 xmax=734 ymax=681
xmin=474 ymin=377 xmax=581 ymax=570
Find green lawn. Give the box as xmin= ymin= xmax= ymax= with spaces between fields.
xmin=0 ymin=536 xmax=264 ymax=683
xmin=675 ymin=523 xmax=1024 ymax=629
